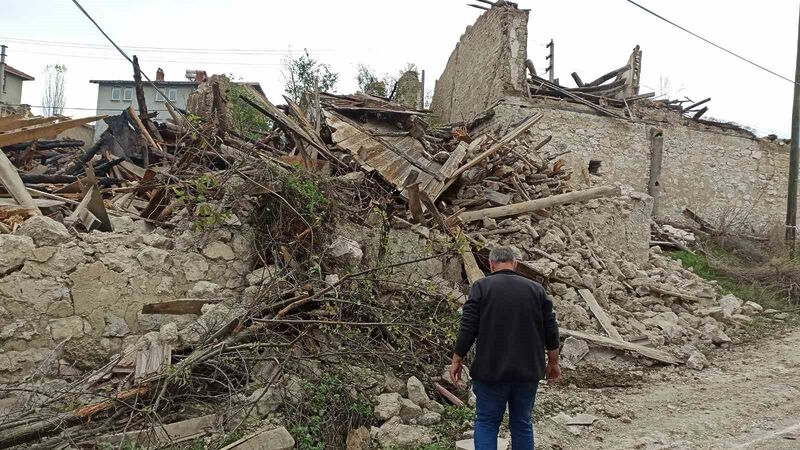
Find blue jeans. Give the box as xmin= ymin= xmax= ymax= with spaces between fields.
xmin=472 ymin=380 xmax=538 ymax=450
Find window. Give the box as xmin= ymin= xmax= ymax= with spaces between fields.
xmin=123 ymin=87 xmax=134 ymax=101
xmin=110 ymin=87 xmax=121 ymax=101
xmin=155 ymin=88 xmax=165 ymax=102
xmin=588 ymin=160 xmax=602 ymax=175
xmin=168 ymin=88 xmax=178 ymax=102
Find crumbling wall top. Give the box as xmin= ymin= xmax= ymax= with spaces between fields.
xmin=430 ymin=5 xmax=529 ymax=124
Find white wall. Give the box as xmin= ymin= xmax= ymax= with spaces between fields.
xmin=93 ymin=83 xmax=195 ymax=141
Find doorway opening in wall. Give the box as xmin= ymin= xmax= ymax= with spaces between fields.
xmin=588 ymin=159 xmax=602 ymax=175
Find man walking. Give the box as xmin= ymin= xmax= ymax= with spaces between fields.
xmin=450 ymin=246 xmax=561 ymax=450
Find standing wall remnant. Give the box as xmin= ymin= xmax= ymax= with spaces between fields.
xmin=430 ymin=5 xmax=529 ymax=124
xmin=480 ymin=97 xmax=788 ymax=232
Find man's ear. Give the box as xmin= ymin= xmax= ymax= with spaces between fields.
xmin=512 ymin=260 xmax=518 ymax=270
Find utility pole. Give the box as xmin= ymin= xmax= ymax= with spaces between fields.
xmin=545 ymin=39 xmax=555 ymax=82
xmin=0 ymin=45 xmax=7 ymax=96
xmin=786 ymin=7 xmax=800 ymax=252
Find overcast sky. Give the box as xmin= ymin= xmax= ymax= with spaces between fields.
xmin=1 ymin=0 xmax=798 ymax=137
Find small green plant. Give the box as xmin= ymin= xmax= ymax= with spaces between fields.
xmin=173 ymin=174 xmax=232 ymax=231
xmin=284 ymin=172 xmax=329 ymax=217
xmin=288 ymin=374 xmax=374 ymax=450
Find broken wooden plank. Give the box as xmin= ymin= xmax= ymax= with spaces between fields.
xmin=141 ymin=300 xmax=215 ymax=315
xmin=126 ymin=106 xmax=160 ymax=166
xmin=559 ymin=328 xmax=682 ymax=365
xmin=69 ymin=168 xmax=112 ymax=231
xmin=0 ymin=150 xmax=40 ymax=215
xmin=239 ymin=87 xmax=330 ymax=158
xmin=530 ymin=76 xmax=628 ymax=120
xmin=683 ymin=97 xmax=711 ymax=112
xmin=571 ymin=72 xmax=585 ymax=87
xmin=219 ymin=427 xmax=294 ymax=450
xmin=407 ymin=182 xmax=425 ymax=224
xmin=578 ymin=289 xmax=623 ymax=340
xmin=97 ymin=414 xmax=219 ymax=448
xmin=433 ymin=381 xmax=466 ymax=407
xmin=485 ymin=190 xmax=512 ymax=206
xmin=0 ymin=116 xmax=60 ymax=133
xmin=585 ymin=65 xmax=630 ymax=87
xmin=459 ymin=185 xmax=620 ymax=223
xmin=691 ymin=107 xmax=708 ymax=120
xmin=419 ymin=190 xmax=449 ymax=231
xmin=0 ymin=115 xmax=105 ymax=147
xmin=135 ymin=341 xmax=171 ymax=380
xmin=447 ymin=113 xmax=543 ymax=182
xmin=646 ymin=285 xmax=710 ymax=303
xmin=461 ymin=250 xmax=485 ymax=285
xmin=439 ymin=142 xmax=468 ymax=179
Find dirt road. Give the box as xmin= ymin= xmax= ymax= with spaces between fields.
xmin=538 ymin=328 xmax=800 ymax=449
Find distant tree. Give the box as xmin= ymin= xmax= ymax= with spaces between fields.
xmin=42 ymin=64 xmax=66 ymax=117
xmin=282 ymin=49 xmax=338 ymax=102
xmin=356 ymin=64 xmax=388 ymax=97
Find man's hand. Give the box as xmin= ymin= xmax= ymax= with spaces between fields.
xmin=545 ymin=362 xmax=561 ymax=382
xmin=546 ymin=348 xmax=561 ymax=382
xmin=449 ymin=354 xmax=463 ymax=385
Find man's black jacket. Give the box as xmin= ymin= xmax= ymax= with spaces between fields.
xmin=454 ymin=269 xmax=560 ymax=383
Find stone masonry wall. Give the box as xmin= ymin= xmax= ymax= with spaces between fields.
xmin=483 ymin=97 xmax=789 ymax=232
xmin=430 ymin=5 xmax=528 ymax=124
xmin=0 ymin=215 xmax=253 ymax=383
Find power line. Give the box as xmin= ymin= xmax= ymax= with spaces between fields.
xmin=0 ymin=35 xmax=332 ymax=55
xmin=5 ymin=104 xmax=172 ymax=112
xmin=17 ymin=48 xmax=283 ymax=67
xmin=626 ymin=0 xmax=797 ymax=85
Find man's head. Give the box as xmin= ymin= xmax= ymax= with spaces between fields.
xmin=488 ymin=246 xmax=517 ymax=273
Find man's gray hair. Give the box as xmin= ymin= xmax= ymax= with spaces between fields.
xmin=489 ymin=246 xmax=516 ymax=263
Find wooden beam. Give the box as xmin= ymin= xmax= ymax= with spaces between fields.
xmin=0 ymin=150 xmax=40 ymax=215
xmin=433 ymin=382 xmax=465 ymax=407
xmin=571 ymin=72 xmax=584 ymax=87
xmin=447 ymin=113 xmax=543 ymax=181
xmin=141 ymin=300 xmax=217 ymax=315
xmin=461 ymin=250 xmax=485 ymax=284
xmin=459 ymin=185 xmax=620 ymax=223
xmin=585 ymin=65 xmax=630 ymax=87
xmin=683 ymin=97 xmax=711 ymax=112
xmin=691 ymin=107 xmax=708 ymax=120
xmin=0 ymin=115 xmax=105 ymax=147
xmin=560 ymin=328 xmax=681 ymax=365
xmin=578 ymin=289 xmax=623 ymax=340
xmin=0 ymin=116 xmax=60 ymax=133
xmin=530 ymin=76 xmax=628 ymax=120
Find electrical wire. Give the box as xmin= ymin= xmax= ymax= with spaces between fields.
xmin=0 ymin=35 xmax=331 ymax=55
xmin=626 ymin=0 xmax=796 ymax=85
xmin=17 ymin=48 xmax=283 ymax=67
xmin=3 ymin=103 xmax=171 ymax=112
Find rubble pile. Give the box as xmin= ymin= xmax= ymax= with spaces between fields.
xmin=0 ymin=69 xmax=766 ymax=449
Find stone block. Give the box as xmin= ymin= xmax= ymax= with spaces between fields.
xmin=0 ymin=235 xmax=34 ymax=274
xmin=15 ymin=215 xmax=72 ymax=246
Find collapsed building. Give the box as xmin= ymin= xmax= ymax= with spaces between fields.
xmin=0 ymin=3 xmax=783 ymax=449
xmin=431 ymin=4 xmax=788 ymax=233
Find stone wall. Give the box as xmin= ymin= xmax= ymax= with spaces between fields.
xmin=430 ymin=5 xmax=528 ymax=124
xmin=0 ymin=215 xmax=254 ymax=383
xmin=482 ymin=97 xmax=789 ymax=232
